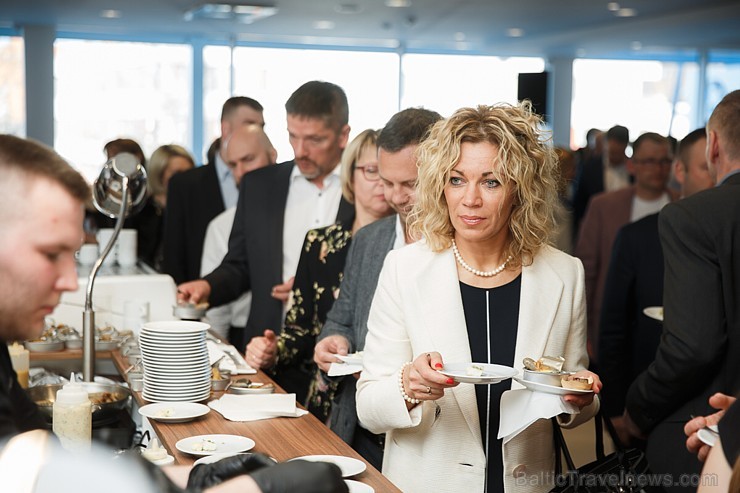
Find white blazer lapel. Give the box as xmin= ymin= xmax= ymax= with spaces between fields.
xmin=414 ymin=247 xmax=482 ymax=444
xmin=511 ymin=249 xmax=564 ymax=387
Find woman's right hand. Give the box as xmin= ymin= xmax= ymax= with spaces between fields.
xmin=402 ymin=352 xmax=458 ymax=405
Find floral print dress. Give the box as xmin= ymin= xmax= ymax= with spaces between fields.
xmin=271 ymin=221 xmax=353 ymax=422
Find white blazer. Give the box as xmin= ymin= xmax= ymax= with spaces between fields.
xmin=356 ymin=242 xmax=598 ymax=493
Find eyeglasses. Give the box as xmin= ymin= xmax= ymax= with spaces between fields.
xmin=634 ymin=158 xmax=672 ymax=167
xmin=355 ymin=165 xmax=380 ymax=181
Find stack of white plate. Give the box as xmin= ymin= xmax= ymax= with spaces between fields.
xmin=139 ymin=321 xmax=211 ymax=403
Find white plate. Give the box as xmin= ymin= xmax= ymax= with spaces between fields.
xmin=345 ymin=480 xmax=374 ymax=493
xmin=176 ymin=434 xmax=256 ymax=457
xmin=139 ymin=402 xmax=210 ymax=423
xmin=697 ymin=425 xmax=719 ymax=447
xmin=291 ymin=455 xmax=366 ymax=477
xmin=336 ymin=353 xmax=364 ymax=366
xmin=142 ymin=321 xmax=210 ymax=334
xmin=143 ymin=391 xmax=211 ymax=403
xmin=513 ymin=376 xmax=593 ymax=395
xmin=643 ymin=306 xmax=664 ymax=322
xmin=193 ymin=452 xmax=278 ymax=466
xmin=438 ymin=362 xmax=518 ymax=384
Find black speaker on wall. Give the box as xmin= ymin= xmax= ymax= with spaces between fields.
xmin=517 ymin=72 xmax=549 ymax=122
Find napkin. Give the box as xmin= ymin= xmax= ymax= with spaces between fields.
xmin=207 ymin=340 xmax=257 ymax=375
xmin=497 ymin=389 xmax=579 ymax=444
xmin=209 ymin=393 xmax=309 ymax=422
xmin=328 ymin=362 xmax=362 ymax=377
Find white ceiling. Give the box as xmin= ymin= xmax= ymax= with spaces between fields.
xmin=1 ymin=0 xmax=740 ymax=58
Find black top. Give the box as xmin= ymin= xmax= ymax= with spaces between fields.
xmin=720 ymin=399 xmax=740 ymax=465
xmin=460 ymin=275 xmax=521 ymax=493
xmin=0 ymin=344 xmax=46 ymax=438
xmin=272 ymin=220 xmax=353 ymax=419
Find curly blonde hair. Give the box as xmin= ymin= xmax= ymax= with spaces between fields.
xmin=408 ymin=102 xmax=559 ymax=266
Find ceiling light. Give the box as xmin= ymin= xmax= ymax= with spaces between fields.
xmin=335 ymin=3 xmax=362 ymax=14
xmin=615 ymin=8 xmax=637 ymax=17
xmin=100 ymin=9 xmax=122 ymax=19
xmin=506 ymin=28 xmax=525 ymax=38
xmin=313 ymin=20 xmax=336 ymax=30
xmin=184 ymin=2 xmax=277 ymax=23
xmin=607 ymin=2 xmax=620 ymax=12
xmin=385 ymin=0 xmax=411 ymax=7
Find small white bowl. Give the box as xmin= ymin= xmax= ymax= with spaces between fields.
xmin=522 ymin=369 xmax=572 ymax=387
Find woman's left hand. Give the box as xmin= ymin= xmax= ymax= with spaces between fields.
xmin=562 ymin=370 xmax=602 ymax=409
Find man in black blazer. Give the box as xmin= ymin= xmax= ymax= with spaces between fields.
xmin=162 ymin=96 xmax=264 ymax=285
xmin=624 ymin=90 xmax=740 ymax=491
xmin=598 ymin=128 xmax=713 ymax=445
xmin=178 ymin=81 xmax=353 ymax=352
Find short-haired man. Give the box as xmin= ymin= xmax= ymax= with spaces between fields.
xmin=163 ymin=96 xmax=264 ymax=284
xmin=598 ymin=128 xmax=714 ymax=446
xmin=313 ymin=107 xmax=442 ymax=469
xmin=201 ymin=124 xmax=277 ymax=340
xmin=0 ymin=134 xmax=347 ymax=493
xmin=178 ymin=81 xmax=354 ymax=352
xmin=0 ymin=135 xmax=88 ymax=437
xmin=624 ymin=90 xmax=740 ymax=492
xmin=575 ymin=132 xmax=677 ymax=364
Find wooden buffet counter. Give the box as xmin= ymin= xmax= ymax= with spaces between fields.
xmin=111 ymin=350 xmax=400 ymax=492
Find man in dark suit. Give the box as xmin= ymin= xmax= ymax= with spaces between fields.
xmin=178 ymin=81 xmax=353 ymax=352
xmin=572 ymin=124 xmax=630 ymax=232
xmin=624 ymin=90 xmax=740 ymax=492
xmin=598 ymin=128 xmax=713 ymax=445
xmin=162 ymin=96 xmax=264 ymax=285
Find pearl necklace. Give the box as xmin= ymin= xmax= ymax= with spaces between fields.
xmin=451 ymin=239 xmax=512 ymax=277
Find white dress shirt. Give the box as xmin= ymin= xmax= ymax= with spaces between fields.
xmin=282 ymin=165 xmax=343 ymax=285
xmin=393 ymin=214 xmax=408 ymax=250
xmin=215 ymin=152 xmax=238 ymax=210
xmin=201 ymin=207 xmax=251 ymax=339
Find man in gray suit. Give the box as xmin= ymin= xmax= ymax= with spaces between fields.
xmin=314 ymin=107 xmax=442 ymax=469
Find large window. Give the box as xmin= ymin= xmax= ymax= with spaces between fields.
xmin=571 ymin=59 xmax=700 ymax=149
xmin=203 ymin=46 xmax=400 ymax=162
xmin=706 ymin=54 xmax=740 ymax=122
xmin=0 ymin=36 xmax=25 ymax=136
xmin=401 ymin=54 xmax=545 ymax=117
xmin=54 ymin=39 xmax=192 ymax=182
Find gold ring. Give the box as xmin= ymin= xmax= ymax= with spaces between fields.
xmin=426 ymin=386 xmax=432 ymax=394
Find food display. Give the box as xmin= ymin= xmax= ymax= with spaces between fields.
xmin=560 ymin=374 xmax=594 ymax=391
xmin=228 ymin=379 xmax=275 ymax=395
xmin=520 ymin=356 xmax=593 ymax=392
xmin=192 ymin=438 xmax=218 ymax=452
xmin=522 ymin=355 xmax=565 ymax=373
xmin=155 ymin=408 xmax=175 ymax=418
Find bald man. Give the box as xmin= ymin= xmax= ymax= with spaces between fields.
xmin=201 ymin=124 xmax=277 ymax=339
xmin=225 ymin=124 xmax=278 ymax=188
